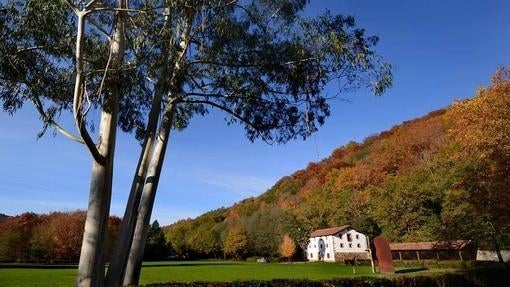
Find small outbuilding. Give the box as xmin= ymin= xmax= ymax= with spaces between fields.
xmin=307 ymin=225 xmax=371 ymax=262
xmin=389 ymin=240 xmax=475 ymax=261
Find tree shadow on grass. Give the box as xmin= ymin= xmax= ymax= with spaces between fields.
xmin=395 ymin=267 xmax=429 ymax=274
xmin=0 ymin=261 xmax=240 ymax=269
xmin=141 ymin=262 xmax=240 ymax=268
xmin=0 ymin=263 xmax=77 ymax=269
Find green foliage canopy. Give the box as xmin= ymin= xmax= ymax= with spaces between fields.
xmin=1 ymin=0 xmax=392 ymax=144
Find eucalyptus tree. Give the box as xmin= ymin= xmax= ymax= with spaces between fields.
xmin=1 ymin=0 xmax=392 ymax=286
xmin=1 ymin=0 xmax=138 ymax=285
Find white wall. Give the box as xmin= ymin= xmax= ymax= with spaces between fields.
xmin=306 ymin=229 xmax=370 ymax=262
xmin=307 ymin=236 xmax=336 ymax=262
xmin=334 ymin=229 xmax=369 ymax=253
xmin=476 ymin=250 xmax=510 ymax=262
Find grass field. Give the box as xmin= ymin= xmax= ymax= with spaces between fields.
xmin=0 ymin=260 xmax=437 ymax=287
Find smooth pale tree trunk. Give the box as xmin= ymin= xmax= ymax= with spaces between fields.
xmin=105 ymin=85 xmax=164 ymax=287
xmin=122 ymin=19 xmax=191 ymax=286
xmin=77 ymin=120 xmax=115 ymax=287
xmin=77 ymin=2 xmax=126 ymax=286
xmin=123 ymin=103 xmax=176 ymax=286
xmin=106 ymin=8 xmax=189 ymax=287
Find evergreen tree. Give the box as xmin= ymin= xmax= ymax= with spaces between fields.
xmin=144 ymin=220 xmax=168 ymax=260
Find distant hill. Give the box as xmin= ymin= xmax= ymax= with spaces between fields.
xmin=164 ymin=71 xmax=510 ymax=259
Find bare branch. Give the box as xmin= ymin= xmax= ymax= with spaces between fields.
xmin=87 ymin=17 xmax=112 ymax=40
xmin=96 ymin=40 xmax=115 ymax=100
xmin=85 ymin=0 xmax=98 ymax=10
xmin=72 ymin=12 xmax=106 ymax=165
xmin=63 ymin=0 xmax=79 ymax=14
xmin=90 ymin=7 xmax=146 ymax=13
xmin=189 ymin=56 xmax=318 ymax=69
xmin=188 ymin=59 xmax=262 ymax=68
xmin=15 ymin=46 xmax=46 ymax=54
xmin=29 ymin=96 xmax=85 ymax=144
xmin=282 ymin=57 xmax=319 ymax=66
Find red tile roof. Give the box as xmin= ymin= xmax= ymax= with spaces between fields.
xmin=389 ymin=240 xmax=473 ymax=251
xmin=310 ymin=225 xmax=350 ymax=237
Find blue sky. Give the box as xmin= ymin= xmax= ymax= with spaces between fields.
xmin=1 ymin=0 xmax=509 ymax=225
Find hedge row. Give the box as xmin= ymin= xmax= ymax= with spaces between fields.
xmin=144 ymin=266 xmax=509 ymax=287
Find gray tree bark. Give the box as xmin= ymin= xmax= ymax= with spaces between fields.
xmin=77 ymin=1 xmax=126 ymax=286
xmin=121 ymin=16 xmax=192 ymax=285
xmin=122 ymin=103 xmax=176 ymax=286
xmin=105 ymin=83 xmax=164 ymax=287
xmin=77 ymin=118 xmax=116 ymax=287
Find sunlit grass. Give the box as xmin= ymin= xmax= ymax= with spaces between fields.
xmin=0 ymin=265 xmax=77 ymax=287
xmin=0 ymin=260 xmax=441 ymax=286
xmin=138 ymin=261 xmax=373 ymax=285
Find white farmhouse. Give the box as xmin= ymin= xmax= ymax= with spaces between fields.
xmin=306 ymin=225 xmax=371 ymax=262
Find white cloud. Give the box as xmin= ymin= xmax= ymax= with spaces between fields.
xmin=191 ymin=168 xmax=274 ymax=197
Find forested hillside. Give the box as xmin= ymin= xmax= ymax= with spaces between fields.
xmin=164 ymin=68 xmax=510 ymax=259
xmin=2 ymin=70 xmax=508 ymax=262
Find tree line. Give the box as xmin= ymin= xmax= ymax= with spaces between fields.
xmin=0 ymin=209 xmax=302 ymax=262
xmin=164 ymin=206 xmax=305 ymax=260
xmin=0 ymin=211 xmax=169 ymax=263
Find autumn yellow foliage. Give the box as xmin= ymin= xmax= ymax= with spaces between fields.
xmin=280 ymin=234 xmax=296 ymax=262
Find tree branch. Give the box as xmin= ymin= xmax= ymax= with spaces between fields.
xmin=179 ymin=98 xmax=274 ymax=144
xmin=63 ymin=0 xmax=79 ymax=14
xmin=85 ymin=0 xmax=98 ymax=10
xmin=29 ymin=95 xmax=85 ymax=144
xmin=89 ymin=7 xmax=146 ymax=13
xmin=189 ymin=56 xmax=318 ymax=69
xmin=87 ymin=17 xmax=112 ymax=40
xmin=15 ymin=46 xmax=46 ymax=54
xmin=72 ymin=11 xmax=106 ymax=165
xmin=188 ymin=59 xmax=263 ymax=68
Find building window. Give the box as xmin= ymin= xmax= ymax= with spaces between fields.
xmin=349 ymin=243 xmax=352 ymax=248
xmin=314 ymin=245 xmax=316 ymax=248
xmin=326 ymin=253 xmax=330 ymax=259
xmin=347 ymin=233 xmax=352 ymax=242
xmin=357 ymin=243 xmax=361 ymax=248
xmin=310 ymin=253 xmax=313 ymax=258
xmin=340 ymin=243 xmax=344 ymax=248
xmin=356 ymin=234 xmax=359 ymax=239
xmin=326 ymin=244 xmax=328 ymax=248
xmin=339 ymin=234 xmax=343 ymax=239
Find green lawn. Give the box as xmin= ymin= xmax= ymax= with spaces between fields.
xmin=0 ymin=260 xmax=435 ymax=287
xmin=0 ymin=264 xmax=77 ymax=287
xmin=138 ymin=261 xmax=374 ymax=285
